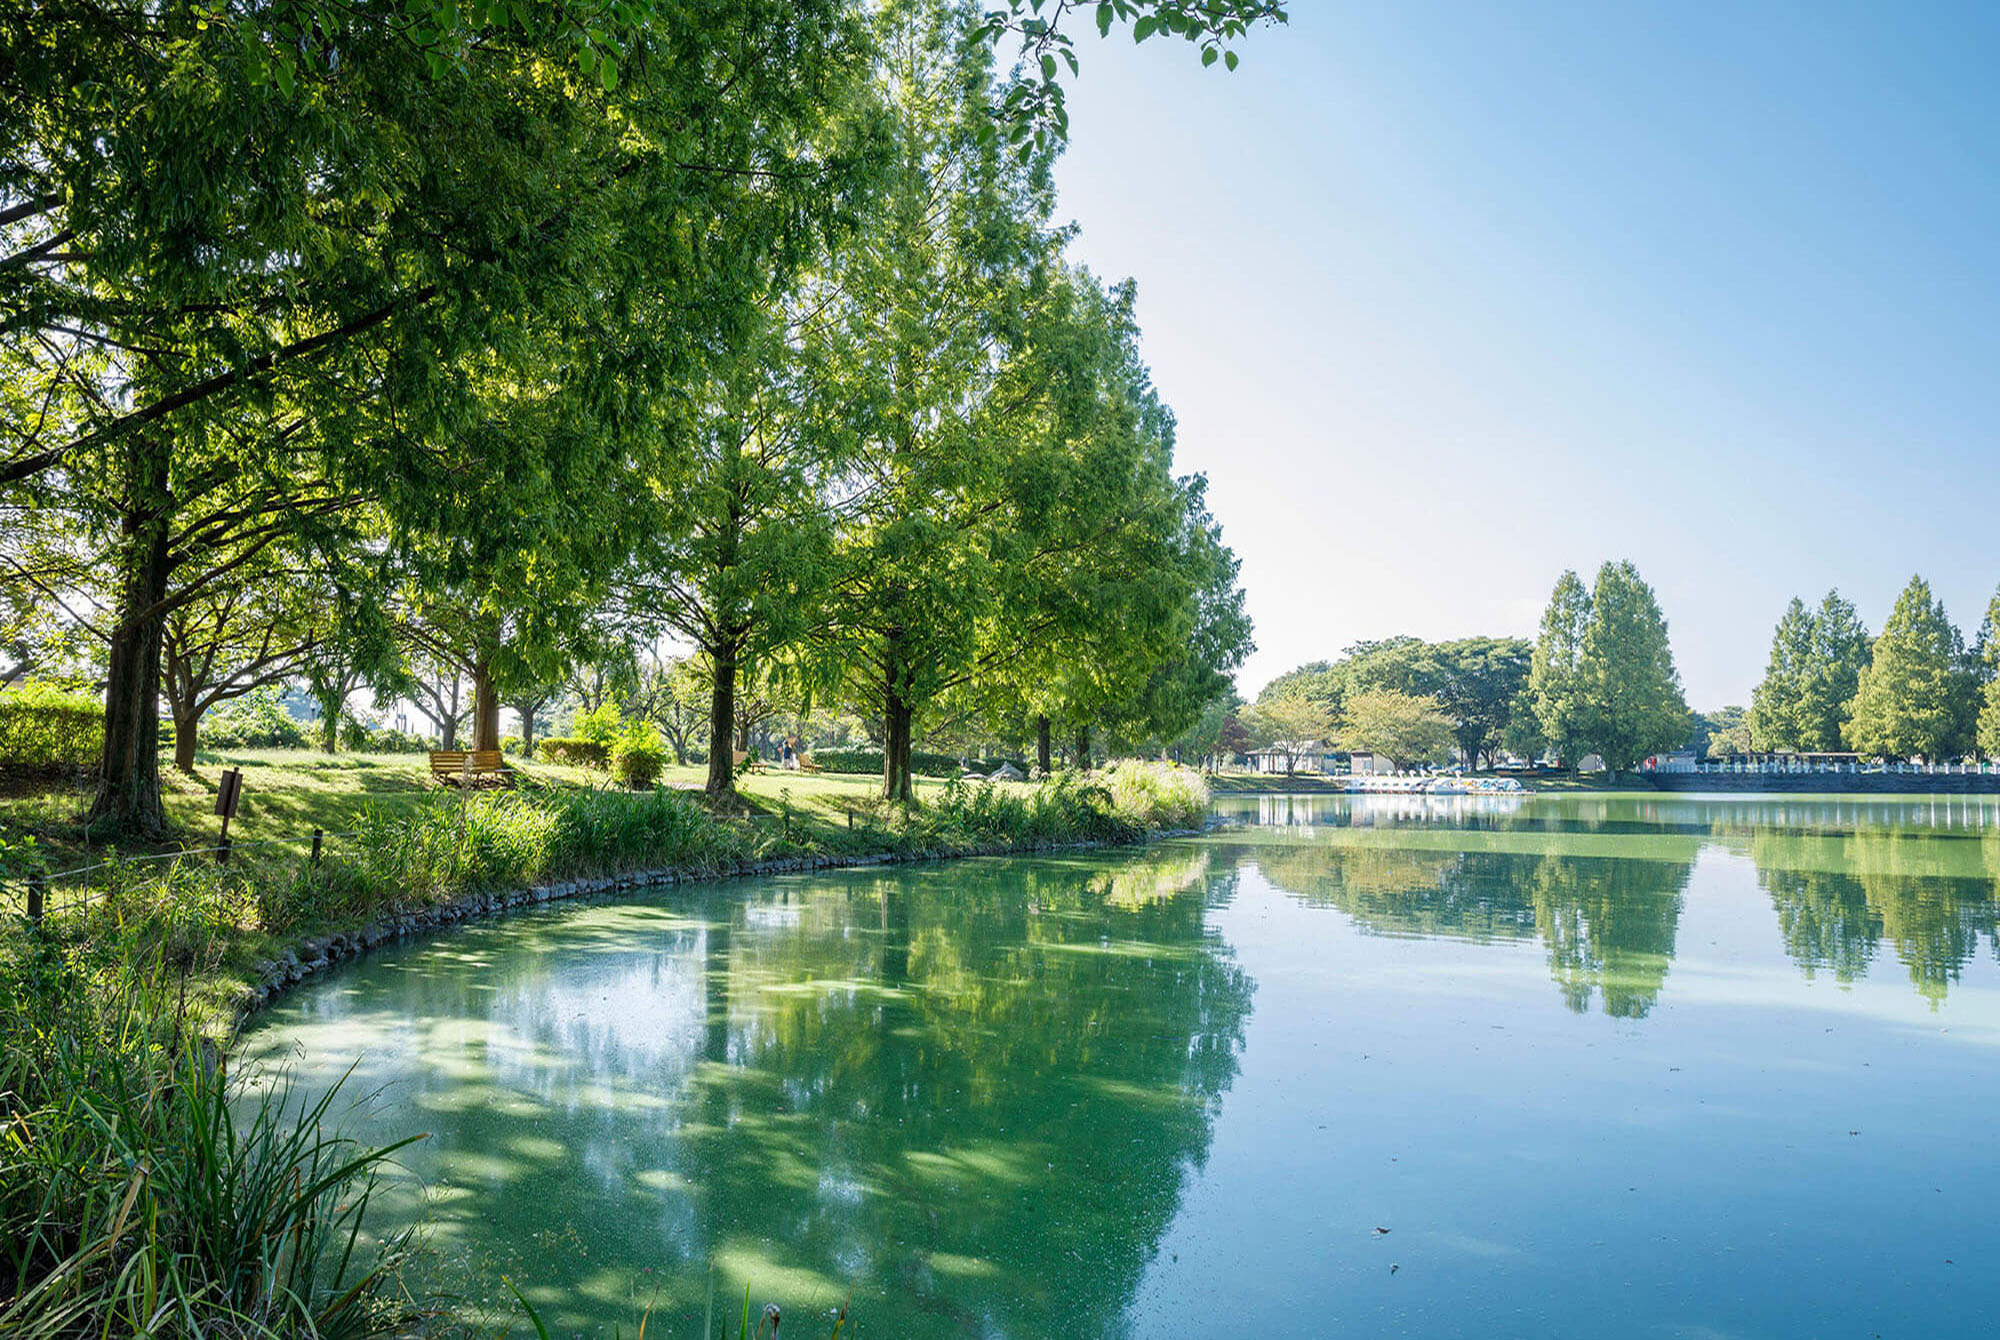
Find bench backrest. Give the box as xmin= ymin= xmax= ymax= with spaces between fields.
xmin=430 ymin=750 xmax=507 ymax=771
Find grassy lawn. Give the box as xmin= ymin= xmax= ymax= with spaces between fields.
xmin=0 ymin=749 xmax=949 ymax=873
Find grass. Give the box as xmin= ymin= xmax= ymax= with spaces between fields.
xmin=0 ymin=937 xmax=430 ymax=1339
xmin=0 ymin=750 xmax=947 ymax=874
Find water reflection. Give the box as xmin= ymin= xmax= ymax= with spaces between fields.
xmin=1217 ymin=793 xmax=2000 ymax=1011
xmin=243 ymin=849 xmax=1250 ymax=1336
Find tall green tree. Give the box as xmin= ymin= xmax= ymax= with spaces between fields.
xmin=1528 ymin=570 xmax=1592 ymax=765
xmin=1846 ymin=575 xmax=1974 ymax=761
xmin=1749 ymin=597 xmax=1815 ymax=751
xmin=1573 ymin=560 xmax=1689 ymax=771
xmin=1976 ymin=583 xmax=2000 ymax=759
xmin=1751 ymin=590 xmax=1870 ymax=752
xmin=5 ymin=2 xmax=876 ymax=833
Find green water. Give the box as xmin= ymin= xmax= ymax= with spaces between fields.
xmin=240 ymin=794 xmax=2000 ymax=1337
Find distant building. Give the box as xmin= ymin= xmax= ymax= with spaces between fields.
xmin=1246 ymin=740 xmax=1330 ymax=774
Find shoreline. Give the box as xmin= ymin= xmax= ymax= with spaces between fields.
xmin=234 ymin=828 xmax=1190 ymax=1030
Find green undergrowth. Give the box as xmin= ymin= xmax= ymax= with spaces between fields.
xmin=0 ymin=936 xmax=430 ymax=1338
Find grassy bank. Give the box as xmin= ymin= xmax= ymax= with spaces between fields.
xmin=0 ymin=755 xmax=1203 ymax=1337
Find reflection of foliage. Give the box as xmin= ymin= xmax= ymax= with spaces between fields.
xmin=698 ymin=859 xmax=1252 ymax=1337
xmin=1750 ymin=827 xmax=2000 ymax=1005
xmin=1247 ymin=842 xmax=1537 ymax=943
xmin=1240 ymin=832 xmax=1693 ymax=1017
xmin=1089 ymin=846 xmax=1212 ymax=908
xmin=1527 ymin=854 xmax=1688 ymax=1018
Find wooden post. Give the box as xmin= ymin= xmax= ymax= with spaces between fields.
xmin=215 ymin=767 xmax=243 ymax=864
xmin=310 ymin=829 xmax=323 ymax=866
xmin=25 ymin=872 xmax=45 ymax=925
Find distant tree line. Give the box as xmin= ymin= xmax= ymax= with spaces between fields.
xmin=1736 ymin=576 xmax=2000 ymax=762
xmin=1246 ymin=559 xmax=1691 ymax=774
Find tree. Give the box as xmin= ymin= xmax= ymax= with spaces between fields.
xmin=623 ymin=295 xmax=856 ymax=799
xmin=1802 ymin=591 xmax=1872 ymax=750
xmin=1845 ymin=575 xmax=1973 ymax=761
xmin=1337 ymin=690 xmax=1456 ymax=770
xmin=1751 ymin=590 xmax=1870 ymax=752
xmin=1528 ymin=570 xmax=1592 ymax=766
xmin=1428 ymin=637 xmax=1531 ymax=768
xmin=1977 ymin=584 xmax=2000 ymax=759
xmin=1573 ymin=560 xmax=1689 ymax=771
xmin=1749 ymin=597 xmax=1815 ymax=751
xmin=1246 ymin=689 xmax=1334 ymax=778
xmin=1698 ymin=705 xmax=1752 ymax=759
xmin=159 ymin=567 xmax=317 ymax=773
xmin=628 ymin=653 xmax=710 ymax=767
xmin=1167 ymin=693 xmax=1243 ymax=771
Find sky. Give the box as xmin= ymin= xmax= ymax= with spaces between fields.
xmin=1047 ymin=1 xmax=2000 ymax=709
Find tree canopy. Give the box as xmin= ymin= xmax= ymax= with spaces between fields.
xmin=1844 ymin=575 xmax=1975 ymax=761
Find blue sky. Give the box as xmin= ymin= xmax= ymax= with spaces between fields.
xmin=1049 ymin=2 xmax=2000 ymax=708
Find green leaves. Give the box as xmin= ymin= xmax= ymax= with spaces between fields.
xmin=1530 ymin=562 xmax=1688 ymax=769
xmin=1844 ymin=575 xmax=1976 ymax=761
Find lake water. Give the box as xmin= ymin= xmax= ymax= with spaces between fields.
xmin=240 ymin=793 xmax=2000 ymax=1337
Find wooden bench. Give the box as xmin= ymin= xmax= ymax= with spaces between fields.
xmin=429 ymin=750 xmax=513 ymax=788
xmin=732 ymin=749 xmax=764 ymax=775
xmin=797 ymin=752 xmax=823 ymax=774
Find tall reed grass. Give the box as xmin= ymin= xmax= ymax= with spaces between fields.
xmin=0 ymin=931 xmax=427 ymax=1337
xmin=1099 ymin=759 xmax=1212 ymax=830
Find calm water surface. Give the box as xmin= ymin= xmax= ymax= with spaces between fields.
xmin=240 ymin=793 xmax=2000 ymax=1337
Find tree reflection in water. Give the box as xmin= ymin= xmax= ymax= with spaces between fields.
xmin=1224 ymin=792 xmax=2000 ymax=1012
xmin=242 ymin=847 xmax=1251 ymax=1337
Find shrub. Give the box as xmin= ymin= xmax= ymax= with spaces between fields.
xmin=539 ymin=737 xmax=610 ymax=768
xmin=0 ymin=682 xmax=101 ymax=773
xmin=571 ymin=701 xmax=622 ymax=747
xmin=612 ymin=723 xmax=666 ymax=789
xmin=810 ymin=748 xmax=1026 ymax=778
xmin=203 ymin=686 xmax=310 ymax=749
xmin=1101 ymin=759 xmax=1211 ymax=830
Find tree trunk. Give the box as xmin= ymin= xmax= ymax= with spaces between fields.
xmin=1036 ymin=714 xmax=1052 ymax=775
xmin=705 ymin=647 xmax=738 ymax=799
xmin=517 ymin=699 xmax=538 ymax=758
xmin=89 ymin=436 xmax=172 ymax=837
xmin=883 ymin=689 xmax=914 ymax=804
xmin=172 ymin=705 xmax=199 ymax=774
xmin=319 ymin=697 xmax=340 ymax=753
xmin=881 ymin=634 xmax=915 ymax=804
xmin=471 ymin=655 xmax=500 ymax=752
xmin=1073 ymin=724 xmax=1091 ymax=773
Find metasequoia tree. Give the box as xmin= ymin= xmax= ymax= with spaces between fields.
xmin=1527 ymin=571 xmax=1592 ymax=766
xmin=1844 ymin=576 xmax=1973 ymax=761
xmin=1573 ymin=560 xmax=1689 ymax=770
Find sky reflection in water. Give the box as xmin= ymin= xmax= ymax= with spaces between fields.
xmin=241 ymin=793 xmax=2000 ymax=1338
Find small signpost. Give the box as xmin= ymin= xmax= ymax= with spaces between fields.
xmin=214 ymin=768 xmax=243 ymax=864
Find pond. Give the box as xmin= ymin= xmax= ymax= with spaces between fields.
xmin=239 ymin=793 xmax=2000 ymax=1337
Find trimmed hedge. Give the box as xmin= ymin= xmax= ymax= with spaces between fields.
xmin=0 ymin=684 xmax=101 ymax=773
xmin=540 ymin=737 xmax=610 ymax=768
xmin=810 ymin=749 xmax=1027 ymax=779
